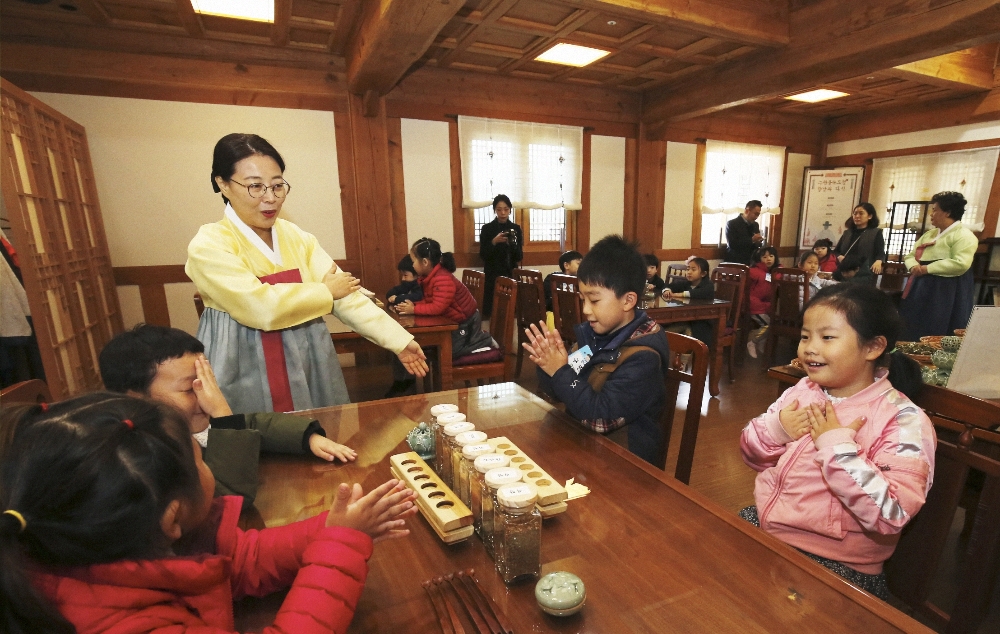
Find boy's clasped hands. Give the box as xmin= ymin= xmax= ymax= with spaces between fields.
xmin=779 ymin=399 xmax=867 ymax=446
xmin=522 ymin=321 xmax=569 ymax=376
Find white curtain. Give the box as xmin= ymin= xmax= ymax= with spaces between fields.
xmin=701 ymin=140 xmax=785 ymax=215
xmin=870 ymin=147 xmax=999 ymax=232
xmin=458 ymin=116 xmax=583 ymax=211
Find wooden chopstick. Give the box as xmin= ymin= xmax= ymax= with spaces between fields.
xmin=423 ymin=580 xmax=455 ymax=634
xmin=438 ymin=582 xmax=468 ymax=634
xmin=455 ymin=571 xmax=504 ymax=634
xmin=445 ymin=573 xmax=496 ymax=634
xmin=464 ymin=569 xmax=514 ymax=634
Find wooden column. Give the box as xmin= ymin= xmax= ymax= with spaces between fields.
xmin=633 ymin=127 xmax=667 ymax=255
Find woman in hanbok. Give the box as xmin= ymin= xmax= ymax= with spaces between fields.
xmin=186 ymin=133 xmax=427 ymax=413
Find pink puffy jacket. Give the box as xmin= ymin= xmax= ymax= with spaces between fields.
xmin=35 ymin=496 xmax=372 ymax=634
xmin=740 ymin=371 xmax=935 ymax=574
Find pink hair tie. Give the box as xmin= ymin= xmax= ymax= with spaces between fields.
xmin=39 ymin=402 xmax=48 ymax=412
xmin=122 ymin=419 xmax=135 ymax=430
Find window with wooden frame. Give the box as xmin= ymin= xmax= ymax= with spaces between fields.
xmin=698 ymin=140 xmax=785 ymax=248
xmin=457 ymin=116 xmax=583 ymax=255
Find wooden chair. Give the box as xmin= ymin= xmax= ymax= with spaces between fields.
xmin=665 ymin=263 xmax=687 ymax=286
xmin=549 ymin=273 xmax=582 ymax=345
xmin=452 ymin=276 xmax=518 ymax=386
xmin=764 ymin=267 xmax=808 ymax=365
xmin=711 ymin=265 xmax=748 ymax=383
xmin=0 ymin=379 xmax=52 ymax=406
xmin=512 ymin=268 xmax=545 ymax=378
xmin=885 ymin=385 xmax=1000 ymax=634
xmin=878 ymin=261 xmax=910 ymax=303
xmin=194 ymin=292 xmax=205 ymax=318
xmin=717 ymin=262 xmax=752 ymax=363
xmin=461 ymin=269 xmax=486 ymax=313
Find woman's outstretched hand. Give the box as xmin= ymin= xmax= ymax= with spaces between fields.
xmin=397 ymin=340 xmax=428 ymax=377
xmin=325 ymin=479 xmax=418 ymax=543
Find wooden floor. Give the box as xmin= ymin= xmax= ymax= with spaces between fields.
xmin=340 ymin=347 xmax=999 ymax=634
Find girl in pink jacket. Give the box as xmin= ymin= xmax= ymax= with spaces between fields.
xmin=0 ymin=393 xmax=416 ymax=634
xmin=740 ymin=284 xmax=935 ymax=600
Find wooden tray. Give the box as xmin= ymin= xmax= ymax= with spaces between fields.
xmin=486 ymin=437 xmax=568 ymax=511
xmin=390 ymin=452 xmax=474 ymax=544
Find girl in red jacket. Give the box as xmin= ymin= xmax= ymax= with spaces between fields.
xmin=746 ymin=246 xmax=779 ymax=358
xmin=388 ymin=237 xmax=497 ymax=396
xmin=0 ymin=393 xmax=416 ymax=634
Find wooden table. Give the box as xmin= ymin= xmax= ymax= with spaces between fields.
xmin=235 ymin=383 xmax=931 ymax=633
xmin=640 ymin=296 xmax=731 ymax=397
xmin=330 ymin=313 xmax=458 ymax=390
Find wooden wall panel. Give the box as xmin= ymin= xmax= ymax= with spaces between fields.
xmin=386 ymin=117 xmax=410 ymax=259
xmin=579 ymin=131 xmax=592 ymax=253
xmin=623 ymin=137 xmax=638 ymax=242
xmin=634 ymin=131 xmax=667 ymax=255
xmin=659 ymin=106 xmax=824 ymax=156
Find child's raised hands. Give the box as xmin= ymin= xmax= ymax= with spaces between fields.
xmin=522 ymin=321 xmax=568 ymax=377
xmin=806 ymin=401 xmax=866 ymax=446
xmin=325 ymin=479 xmax=418 ymax=543
xmin=778 ymin=399 xmax=810 ymax=440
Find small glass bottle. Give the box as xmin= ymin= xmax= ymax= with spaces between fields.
xmin=441 ymin=421 xmax=474 ymax=489
xmin=472 ymin=454 xmax=509 ymax=537
xmin=458 ymin=441 xmax=492 ymax=507
xmin=494 ymin=483 xmax=541 ymax=585
xmin=432 ymin=410 xmax=464 ymax=474
xmin=482 ymin=467 xmax=522 ymax=559
xmin=452 ymin=431 xmax=487 ymax=501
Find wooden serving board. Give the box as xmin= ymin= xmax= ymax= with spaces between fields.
xmin=390 ymin=452 xmax=474 ymax=544
xmin=486 ymin=437 xmax=568 ymax=510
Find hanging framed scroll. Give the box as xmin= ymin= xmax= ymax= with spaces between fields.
xmin=797 ymin=166 xmax=865 ymax=250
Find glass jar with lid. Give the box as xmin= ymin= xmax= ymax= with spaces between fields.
xmin=471 ymin=454 xmax=509 ymax=537
xmin=482 ymin=466 xmax=522 ymax=558
xmin=440 ymin=420 xmax=474 ymax=489
xmin=494 ymin=483 xmax=541 ymax=584
xmin=432 ymin=410 xmax=464 ymax=474
xmin=458 ymin=441 xmax=492 ymax=507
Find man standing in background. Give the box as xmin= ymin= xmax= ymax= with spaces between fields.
xmin=724 ymin=200 xmax=764 ymax=265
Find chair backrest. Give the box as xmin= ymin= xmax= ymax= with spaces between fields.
xmin=489 ymin=277 xmax=519 ymax=358
xmin=194 ymin=292 xmax=205 ymax=318
xmin=512 ymin=268 xmax=545 ymax=330
xmin=657 ymin=331 xmax=709 ymax=484
xmin=549 ymin=274 xmax=581 ymax=343
xmin=665 ymin=263 xmax=687 ymax=286
xmin=768 ymin=267 xmax=808 ymax=334
xmin=0 ymin=379 xmax=53 ymax=406
xmin=462 ymin=269 xmax=486 ymax=312
xmin=711 ymin=265 xmax=748 ymax=329
xmin=886 ymin=385 xmax=1000 ymax=634
xmin=878 ymin=261 xmax=910 ymax=293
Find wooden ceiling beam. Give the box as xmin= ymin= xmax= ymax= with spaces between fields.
xmin=345 ymin=0 xmax=463 ymax=97
xmin=886 ymin=43 xmax=998 ymax=92
xmin=76 ymin=0 xmax=111 ymax=26
xmin=436 ymin=0 xmax=520 ymax=68
xmin=498 ymin=9 xmax=598 ymax=74
xmin=272 ymin=0 xmax=293 ymax=47
xmin=552 ymin=0 xmax=788 ymax=47
xmin=174 ymin=0 xmax=204 ymax=37
xmin=642 ymin=0 xmax=1000 ymax=124
xmin=329 ymin=0 xmax=361 ymax=55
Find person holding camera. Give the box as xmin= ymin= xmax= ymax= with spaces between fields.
xmin=478 ymin=194 xmax=523 ymax=317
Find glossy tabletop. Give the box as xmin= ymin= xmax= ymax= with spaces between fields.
xmin=236 ymin=383 xmax=930 ymax=633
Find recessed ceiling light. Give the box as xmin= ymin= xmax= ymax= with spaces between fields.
xmin=535 ymin=43 xmax=611 ymax=67
xmin=785 ymin=89 xmax=849 ymax=103
xmin=607 ymin=20 xmax=617 ymax=26
xmin=191 ymin=0 xmax=274 ymax=22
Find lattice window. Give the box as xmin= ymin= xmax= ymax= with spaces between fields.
xmin=701 ymin=140 xmax=784 ymax=246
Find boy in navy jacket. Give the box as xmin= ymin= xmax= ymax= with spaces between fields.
xmin=386 ymin=255 xmax=424 ymax=305
xmin=523 ymin=236 xmax=670 ymax=465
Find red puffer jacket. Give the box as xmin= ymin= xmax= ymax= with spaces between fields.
xmin=34 ymin=496 xmax=372 ymax=634
xmin=748 ymin=262 xmax=774 ymax=316
xmin=414 ymin=263 xmax=478 ymax=323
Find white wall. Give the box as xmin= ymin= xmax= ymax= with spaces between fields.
xmin=30 ymin=93 xmax=344 ymax=334
xmin=589 ymin=135 xmax=626 ymax=245
xmin=401 ymin=118 xmax=454 ymax=251
xmin=663 ymin=141 xmax=697 ymax=249
xmin=781 ymin=153 xmax=813 ymax=250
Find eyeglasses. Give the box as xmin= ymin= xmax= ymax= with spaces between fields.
xmin=229 ymin=179 xmax=291 ymax=199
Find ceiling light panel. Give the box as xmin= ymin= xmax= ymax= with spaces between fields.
xmin=785 ymin=89 xmax=849 ymax=103
xmin=191 ymin=0 xmax=274 ymax=22
xmin=535 ymin=43 xmax=611 ymax=67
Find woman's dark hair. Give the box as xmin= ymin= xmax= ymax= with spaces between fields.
xmin=805 ymin=285 xmax=922 ymax=399
xmin=751 ymin=246 xmax=780 ymax=271
xmin=846 ymin=202 xmax=880 ymax=230
xmin=210 ymin=133 xmax=285 ymax=205
xmin=689 ymin=257 xmax=710 ymax=276
xmin=577 ymin=235 xmax=645 ymax=299
xmin=813 ymin=238 xmax=834 ymax=251
xmin=798 ymin=251 xmax=819 ymax=267
xmin=492 ymin=194 xmax=512 ymax=211
xmin=411 ymin=237 xmax=456 ymax=273
xmin=931 ymin=191 xmax=967 ymax=221
xmin=0 ymin=393 xmax=203 ymax=634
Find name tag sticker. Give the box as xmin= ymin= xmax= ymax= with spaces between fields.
xmin=567 ymin=345 xmax=593 ymax=374
xmin=765 ymin=273 xmax=772 ymax=283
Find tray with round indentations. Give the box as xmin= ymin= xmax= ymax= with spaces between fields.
xmin=390 ymin=452 xmax=474 ymax=543
xmin=486 ymin=437 xmax=568 ymax=510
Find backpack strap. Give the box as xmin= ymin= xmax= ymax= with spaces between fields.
xmin=586 ymin=345 xmax=660 ymax=393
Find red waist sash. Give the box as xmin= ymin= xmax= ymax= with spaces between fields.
xmin=257 ymin=269 xmax=302 ymax=412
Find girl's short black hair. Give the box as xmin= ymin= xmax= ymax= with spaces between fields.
xmin=577 ymin=235 xmax=645 ymax=299
xmin=813 ymin=238 xmax=834 ymax=250
xmin=558 ymin=250 xmax=583 ymax=272
xmin=689 ymin=257 xmax=710 ymax=276
xmin=931 ymin=191 xmax=967 ymax=221
xmin=0 ymin=393 xmax=203 ymax=634
xmin=411 ymin=237 xmax=456 ymax=273
xmin=99 ymin=324 xmax=204 ymax=394
xmin=805 ymin=285 xmax=922 ymax=400
xmin=846 ymin=202 xmax=880 ymax=230
xmin=211 ymin=133 xmax=285 ymax=204
xmin=752 ymin=246 xmax=780 ymax=270
xmin=798 ymin=251 xmax=819 ymax=267
xmin=492 ymin=194 xmax=513 ymax=211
